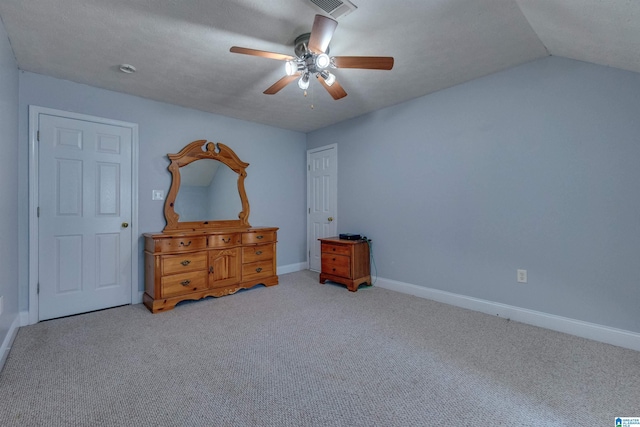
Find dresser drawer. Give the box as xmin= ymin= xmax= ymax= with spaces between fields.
xmin=321 ymin=243 xmax=351 ymax=256
xmin=242 ymin=244 xmax=274 ymax=264
xmin=161 ymin=252 xmax=208 ymax=276
xmin=242 ymin=231 xmax=276 ymax=245
xmin=208 ymin=233 xmax=241 ymax=248
xmin=242 ymin=260 xmax=274 ymax=281
xmin=161 ymin=270 xmax=209 ymax=297
xmin=321 ymin=253 xmax=351 ymax=278
xmin=155 ymin=236 xmax=207 ymax=253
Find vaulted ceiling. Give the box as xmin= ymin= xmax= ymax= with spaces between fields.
xmin=1 ymin=0 xmax=638 ymax=132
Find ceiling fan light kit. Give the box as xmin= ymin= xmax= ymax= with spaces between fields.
xmin=315 ymin=53 xmax=331 ymax=69
xmin=319 ymin=70 xmax=336 ymax=86
xmin=230 ymin=14 xmax=394 ymax=100
xmin=298 ymin=73 xmax=310 ymax=90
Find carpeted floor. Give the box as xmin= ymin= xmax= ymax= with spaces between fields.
xmin=1 ymin=270 xmax=638 ymax=426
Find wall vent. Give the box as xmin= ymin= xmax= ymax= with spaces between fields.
xmin=307 ymin=0 xmax=357 ymax=19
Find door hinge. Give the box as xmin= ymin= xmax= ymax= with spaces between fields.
xmin=37 ymin=130 xmax=40 ymax=141
xmin=308 ymin=164 xmax=310 ymax=171
xmin=37 ymin=283 xmax=40 ymax=294
xmin=37 ymin=207 xmax=40 ymax=217
xmin=308 ymin=208 xmax=310 ymax=214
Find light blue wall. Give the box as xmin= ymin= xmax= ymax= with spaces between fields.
xmin=7 ymin=51 xmax=640 ymax=336
xmin=0 ymin=18 xmax=19 ymax=347
xmin=308 ymin=57 xmax=640 ymax=333
xmin=17 ymin=72 xmax=307 ymax=311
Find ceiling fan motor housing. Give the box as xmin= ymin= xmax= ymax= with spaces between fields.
xmin=294 ymin=33 xmax=330 ymax=59
xmin=292 ymin=32 xmax=333 ymax=77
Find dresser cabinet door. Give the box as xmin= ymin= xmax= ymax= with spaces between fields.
xmin=209 ymin=248 xmax=241 ymax=288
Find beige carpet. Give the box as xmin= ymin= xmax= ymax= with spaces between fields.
xmin=1 ymin=270 xmax=638 ymax=426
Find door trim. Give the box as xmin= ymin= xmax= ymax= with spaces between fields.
xmin=28 ymin=106 xmax=139 ymax=324
xmin=306 ymin=143 xmax=338 ymax=270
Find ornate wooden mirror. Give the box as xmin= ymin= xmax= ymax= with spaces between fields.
xmin=163 ymin=140 xmax=250 ymax=232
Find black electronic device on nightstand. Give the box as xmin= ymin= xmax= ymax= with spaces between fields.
xmin=339 ymin=233 xmax=361 ymax=240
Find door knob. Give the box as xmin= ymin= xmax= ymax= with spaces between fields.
xmin=327 ymin=217 xmax=333 ymax=222
xmin=122 ymin=222 xmax=129 ymax=228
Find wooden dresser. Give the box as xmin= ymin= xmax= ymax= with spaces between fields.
xmin=318 ymin=237 xmax=371 ymax=292
xmin=144 ymin=227 xmax=278 ymax=313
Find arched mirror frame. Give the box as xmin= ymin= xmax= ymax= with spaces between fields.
xmin=163 ymin=140 xmax=250 ymax=232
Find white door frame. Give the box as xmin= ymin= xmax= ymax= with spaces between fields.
xmin=306 ymin=143 xmax=338 ymax=269
xmin=28 ymin=106 xmax=139 ymax=324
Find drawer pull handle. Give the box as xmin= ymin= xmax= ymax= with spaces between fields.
xmin=180 ymin=280 xmax=191 ymax=286
xmin=222 ymin=237 xmax=231 ymax=243
xmin=256 ymin=267 xmax=263 ymax=273
xmin=209 ymin=266 xmax=214 ymax=274
xmin=255 ymin=250 xmax=263 ymax=255
xmin=332 ymin=248 xmax=336 ymax=251
xmin=332 ymin=258 xmax=336 ymax=261
xmin=256 ymin=235 xmax=264 ymax=240
xmin=180 ymin=241 xmax=192 ymax=247
xmin=180 ymin=260 xmax=191 ymax=266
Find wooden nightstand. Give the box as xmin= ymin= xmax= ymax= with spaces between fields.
xmin=318 ymin=237 xmax=371 ymax=292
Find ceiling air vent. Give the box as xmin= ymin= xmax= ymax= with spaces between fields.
xmin=307 ymin=0 xmax=357 ymax=19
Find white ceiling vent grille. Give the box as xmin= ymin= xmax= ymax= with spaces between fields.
xmin=307 ymin=0 xmax=357 ymax=19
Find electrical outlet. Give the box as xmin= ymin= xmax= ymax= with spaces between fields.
xmin=152 ymin=190 xmax=165 ymax=201
xmin=517 ymin=269 xmax=527 ymax=283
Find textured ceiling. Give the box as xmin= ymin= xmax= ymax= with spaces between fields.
xmin=0 ymin=0 xmax=638 ymax=132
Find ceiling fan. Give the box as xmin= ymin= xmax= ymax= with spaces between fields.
xmin=230 ymin=14 xmax=394 ymax=100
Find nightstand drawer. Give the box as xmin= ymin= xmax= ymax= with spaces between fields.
xmin=321 ymin=243 xmax=351 ymax=256
xmin=321 ymin=253 xmax=351 ymax=278
xmin=161 ymin=271 xmax=208 ymax=297
xmin=161 ymin=252 xmax=208 ymax=275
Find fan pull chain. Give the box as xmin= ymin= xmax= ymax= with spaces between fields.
xmin=305 ymin=85 xmax=315 ymax=110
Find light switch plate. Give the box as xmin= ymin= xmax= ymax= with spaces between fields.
xmin=152 ymin=190 xmax=165 ymax=201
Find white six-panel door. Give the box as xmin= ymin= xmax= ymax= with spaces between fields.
xmin=307 ymin=144 xmax=337 ymax=272
xmin=37 ymin=113 xmax=134 ymax=320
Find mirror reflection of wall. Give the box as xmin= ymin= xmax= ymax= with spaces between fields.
xmin=174 ymin=159 xmax=242 ymax=222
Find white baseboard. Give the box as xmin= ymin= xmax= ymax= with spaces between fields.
xmin=0 ymin=314 xmax=22 ymax=372
xmin=278 ymin=262 xmax=308 ymax=275
xmin=19 ymin=311 xmax=29 ymax=326
xmin=375 ymin=277 xmax=640 ymax=352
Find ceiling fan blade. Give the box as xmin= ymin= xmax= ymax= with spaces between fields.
xmin=264 ymin=74 xmax=300 ymax=95
xmin=308 ymin=15 xmax=338 ymax=54
xmin=230 ymin=46 xmax=294 ymax=61
xmin=333 ymin=56 xmax=395 ymax=70
xmin=316 ymin=75 xmax=347 ymax=100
